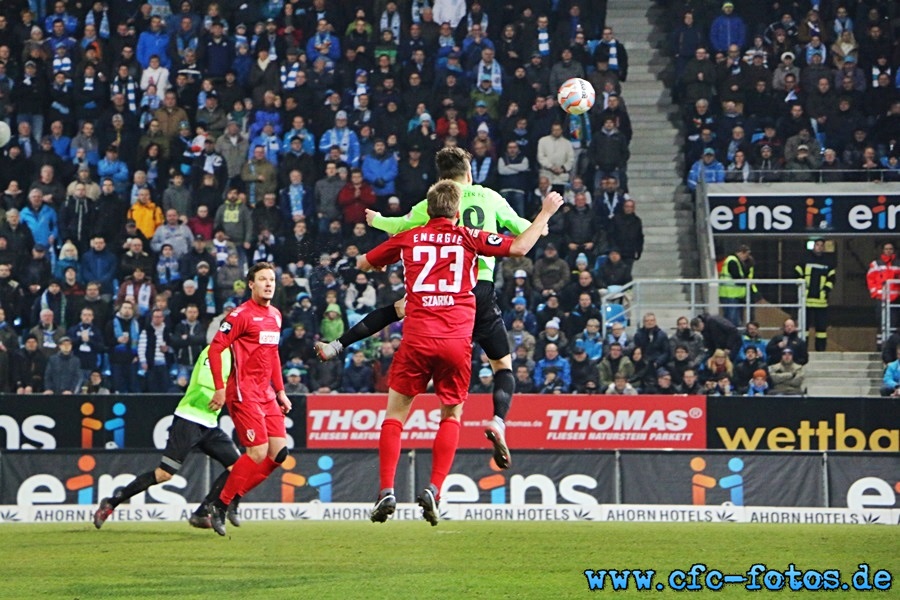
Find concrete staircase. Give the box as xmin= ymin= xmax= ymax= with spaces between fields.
xmin=803 ymin=352 xmax=884 ymax=397
xmin=606 ymin=2 xmax=698 ymax=328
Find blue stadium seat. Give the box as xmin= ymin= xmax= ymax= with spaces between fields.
xmin=603 ymin=303 xmax=627 ymax=327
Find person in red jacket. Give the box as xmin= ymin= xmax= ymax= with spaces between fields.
xmin=337 ymin=168 xmax=376 ymax=228
xmin=866 ymin=241 xmax=900 ymax=345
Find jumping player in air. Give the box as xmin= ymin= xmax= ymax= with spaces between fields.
xmin=360 ymin=180 xmax=563 ymax=525
xmin=316 ymin=147 xmax=532 ymax=470
xmin=206 ymin=262 xmax=292 ymax=536
xmin=93 ymin=345 xmax=242 ymax=530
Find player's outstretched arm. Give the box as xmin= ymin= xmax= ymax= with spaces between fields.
xmin=509 ymin=192 xmax=564 ymax=257
xmin=367 ymin=199 xmax=429 ymax=234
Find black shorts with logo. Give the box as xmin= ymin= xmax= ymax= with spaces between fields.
xmin=159 ymin=416 xmax=240 ymax=475
xmin=472 ymin=281 xmax=510 ymax=361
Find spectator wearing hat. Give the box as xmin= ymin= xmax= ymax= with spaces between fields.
xmin=13 ymin=61 xmax=48 ymax=143
xmin=470 ymin=366 xmax=495 ymax=394
xmin=469 ymin=75 xmax=501 ymax=120
xmin=772 ymin=51 xmax=800 ymax=91
xmin=834 ymin=55 xmax=866 ymax=92
xmin=646 ymin=367 xmax=677 ymax=394
xmin=13 ymin=333 xmax=47 ymax=394
xmin=502 ymin=269 xmax=535 ymax=311
xmin=535 ymin=318 xmax=570 ymax=361
xmin=785 ymin=143 xmax=817 ymax=182
xmin=505 ymin=312 xmax=537 ymax=359
xmin=709 ymin=2 xmax=745 ymax=53
xmin=751 ymin=144 xmax=782 ymax=182
xmin=319 ymin=111 xmax=361 ymax=168
xmin=43 ymin=336 xmax=83 ymax=394
xmin=195 ymin=92 xmax=227 ymax=138
xmin=504 ymin=294 xmax=538 ymax=336
xmin=97 ymin=145 xmax=131 ymax=195
xmin=746 ymin=369 xmax=770 ymax=396
xmin=570 ymin=341 xmax=600 ymax=393
xmin=769 ymin=348 xmax=805 ymax=395
xmin=687 ymin=147 xmax=725 ymax=191
xmin=284 ymin=367 xmax=310 ymax=394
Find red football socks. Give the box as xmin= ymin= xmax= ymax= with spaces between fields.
xmin=219 ymin=453 xmax=256 ymax=505
xmin=430 ymin=418 xmax=461 ymax=493
xmin=239 ymin=456 xmax=280 ymax=496
xmin=379 ymin=418 xmax=404 ymax=490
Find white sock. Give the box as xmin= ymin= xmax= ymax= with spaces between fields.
xmin=492 ymin=415 xmax=506 ymax=431
xmin=329 ymin=340 xmax=343 ymax=353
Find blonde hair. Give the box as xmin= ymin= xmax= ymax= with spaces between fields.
xmin=426 ymin=180 xmax=462 ymax=218
xmin=60 ymin=241 xmax=79 ymax=260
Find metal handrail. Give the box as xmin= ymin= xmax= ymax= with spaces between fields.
xmin=712 ymin=168 xmax=898 ymax=184
xmin=882 ymin=279 xmax=900 ymax=344
xmin=601 ymin=278 xmax=807 ymax=336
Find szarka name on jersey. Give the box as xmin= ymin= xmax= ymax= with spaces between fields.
xmin=422 ymin=295 xmax=456 ymax=307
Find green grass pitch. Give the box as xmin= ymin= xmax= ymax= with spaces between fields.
xmin=2 ymin=521 xmax=896 ymax=599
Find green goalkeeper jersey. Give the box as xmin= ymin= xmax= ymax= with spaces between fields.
xmin=370 ymin=183 xmax=531 ymax=281
xmin=173 ymin=345 xmax=233 ymax=428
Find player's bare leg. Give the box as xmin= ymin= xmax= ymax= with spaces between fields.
xmin=485 ymin=354 xmax=514 ymax=469
xmin=371 ymin=388 xmax=414 ymax=523
xmin=317 ymin=298 xmax=406 ymax=360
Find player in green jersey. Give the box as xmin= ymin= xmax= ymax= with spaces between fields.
xmin=93 ymin=346 xmax=242 ymax=530
xmin=315 ymin=148 xmax=538 ymax=469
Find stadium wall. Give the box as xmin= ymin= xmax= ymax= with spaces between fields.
xmin=0 ymin=394 xmax=897 ymax=452
xmin=0 ymin=449 xmax=897 ymax=524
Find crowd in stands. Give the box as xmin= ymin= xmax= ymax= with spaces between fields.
xmin=0 ymin=0 xmax=871 ymax=396
xmin=669 ymin=1 xmax=900 ymax=187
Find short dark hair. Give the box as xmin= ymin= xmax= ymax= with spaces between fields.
xmin=248 ymin=261 xmax=276 ymax=285
xmin=435 ymin=147 xmax=471 ymax=180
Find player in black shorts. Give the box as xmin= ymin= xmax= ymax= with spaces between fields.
xmin=93 ymin=347 xmax=243 ymax=530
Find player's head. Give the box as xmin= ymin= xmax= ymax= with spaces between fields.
xmin=248 ymin=262 xmax=277 ymax=303
xmin=435 ymin=147 xmax=472 ymax=183
xmin=426 ymin=180 xmax=462 ymax=219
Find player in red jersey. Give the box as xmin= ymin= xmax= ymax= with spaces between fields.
xmin=206 ymin=262 xmax=291 ymax=535
xmin=359 ymin=180 xmax=563 ymax=525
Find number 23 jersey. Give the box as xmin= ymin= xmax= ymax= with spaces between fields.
xmin=365 ymin=217 xmax=514 ymax=339
xmin=369 ymin=183 xmax=531 ymax=282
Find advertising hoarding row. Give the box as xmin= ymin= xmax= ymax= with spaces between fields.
xmin=2 ymin=394 xmax=896 ymax=452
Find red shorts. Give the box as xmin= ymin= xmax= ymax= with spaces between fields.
xmin=389 ymin=337 xmax=473 ymax=405
xmin=226 ymin=397 xmax=286 ymax=447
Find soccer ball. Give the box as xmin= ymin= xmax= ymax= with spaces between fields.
xmin=0 ymin=121 xmax=10 ymax=148
xmin=557 ymin=78 xmax=596 ymax=115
